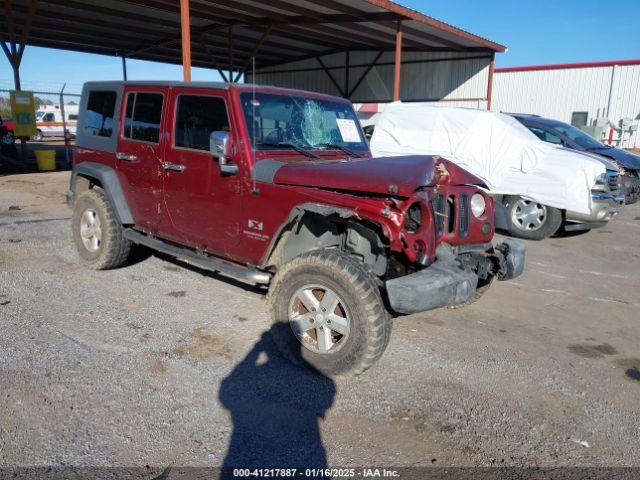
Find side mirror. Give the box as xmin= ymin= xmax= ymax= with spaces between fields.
xmin=209 ymin=131 xmax=237 ymax=176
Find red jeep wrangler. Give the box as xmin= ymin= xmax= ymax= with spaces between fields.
xmin=68 ymin=81 xmax=525 ymax=376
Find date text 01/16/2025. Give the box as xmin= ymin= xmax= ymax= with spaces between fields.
xmin=231 ymin=468 xmax=400 ymax=478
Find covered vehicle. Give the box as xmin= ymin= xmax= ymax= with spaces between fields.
xmin=513 ymin=114 xmax=640 ymax=205
xmin=370 ymin=104 xmax=625 ymax=240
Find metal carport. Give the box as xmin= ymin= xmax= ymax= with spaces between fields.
xmin=1 ymin=0 xmax=505 ymax=106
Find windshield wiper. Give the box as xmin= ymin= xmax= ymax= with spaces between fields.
xmin=315 ymin=143 xmax=362 ymax=158
xmin=257 ymin=141 xmax=323 ymax=159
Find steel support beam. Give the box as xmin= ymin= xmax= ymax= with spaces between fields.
xmin=347 ymin=50 xmax=384 ymax=99
xmin=393 ymin=21 xmax=402 ymax=101
xmin=234 ymin=24 xmax=273 ymax=83
xmin=199 ymin=36 xmax=229 ymax=82
xmin=317 ymin=56 xmax=345 ymax=97
xmin=2 ymin=0 xmax=37 ymax=162
xmin=180 ymin=0 xmax=191 ymax=81
xmin=121 ymin=54 xmax=128 ymax=80
xmin=487 ymin=52 xmax=495 ymax=110
xmin=228 ymin=24 xmax=234 ymax=82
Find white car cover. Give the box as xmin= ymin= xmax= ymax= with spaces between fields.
xmin=370 ymin=103 xmax=606 ymax=215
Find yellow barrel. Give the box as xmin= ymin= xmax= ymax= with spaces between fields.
xmin=35 ymin=149 xmax=56 ymax=171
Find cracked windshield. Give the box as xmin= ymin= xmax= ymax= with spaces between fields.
xmin=240 ymin=92 xmax=368 ymax=155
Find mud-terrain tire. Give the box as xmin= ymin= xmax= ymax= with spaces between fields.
xmin=268 ymin=250 xmax=391 ymax=377
xmin=72 ymin=187 xmax=131 ymax=270
xmin=505 ymin=196 xmax=562 ymax=240
xmin=448 ymin=276 xmax=494 ymax=309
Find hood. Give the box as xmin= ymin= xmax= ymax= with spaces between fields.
xmin=568 ymin=148 xmax=620 ymax=172
xmin=588 ymin=146 xmax=640 ymax=170
xmin=265 ymin=155 xmax=487 ymax=197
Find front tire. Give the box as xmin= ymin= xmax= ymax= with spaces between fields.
xmin=268 ymin=250 xmax=391 ymax=377
xmin=32 ymin=130 xmax=43 ymax=142
xmin=505 ymin=196 xmax=562 ymax=240
xmin=72 ymin=188 xmax=132 ymax=270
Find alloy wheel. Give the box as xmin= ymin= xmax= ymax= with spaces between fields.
xmin=511 ymin=198 xmax=547 ymax=231
xmin=288 ymin=284 xmax=350 ymax=354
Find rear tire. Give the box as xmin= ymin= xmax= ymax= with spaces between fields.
xmin=505 ymin=196 xmax=562 ymax=240
xmin=268 ymin=250 xmax=391 ymax=377
xmin=72 ymin=188 xmax=131 ymax=270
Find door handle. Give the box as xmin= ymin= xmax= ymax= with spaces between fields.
xmin=162 ymin=161 xmax=186 ymax=172
xmin=116 ymin=152 xmax=136 ymax=161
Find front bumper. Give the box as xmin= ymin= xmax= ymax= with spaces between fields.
xmin=621 ymin=173 xmax=640 ymax=205
xmin=386 ymin=239 xmax=525 ymax=315
xmin=565 ymin=192 xmax=625 ymax=228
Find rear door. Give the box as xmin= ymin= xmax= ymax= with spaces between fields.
xmin=116 ymin=86 xmax=168 ymax=231
xmin=161 ymin=87 xmax=243 ymax=255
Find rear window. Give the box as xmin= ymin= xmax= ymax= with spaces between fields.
xmin=123 ymin=92 xmax=164 ymax=143
xmin=174 ymin=95 xmax=229 ymax=151
xmin=84 ymin=91 xmax=117 ymax=137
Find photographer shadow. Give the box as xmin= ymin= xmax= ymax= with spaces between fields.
xmin=219 ymin=323 xmax=336 ymax=477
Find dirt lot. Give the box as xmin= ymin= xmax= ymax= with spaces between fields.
xmin=1 ymin=171 xmax=639 ymax=472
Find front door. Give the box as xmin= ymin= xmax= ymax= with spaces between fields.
xmin=161 ymin=88 xmax=243 ymax=256
xmin=116 ymin=86 xmax=168 ymax=231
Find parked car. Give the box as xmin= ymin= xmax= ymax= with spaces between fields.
xmin=512 ymin=114 xmax=640 ymax=205
xmin=68 ymin=81 xmax=525 ymax=376
xmin=0 ymin=114 xmax=17 ymax=157
xmin=369 ymin=104 xmax=625 ymax=240
xmin=32 ymin=104 xmax=78 ymax=141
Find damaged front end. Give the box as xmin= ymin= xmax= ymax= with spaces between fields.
xmin=386 ymin=238 xmax=525 ymax=315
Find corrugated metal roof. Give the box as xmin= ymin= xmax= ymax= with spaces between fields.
xmin=1 ymin=0 xmax=506 ymax=75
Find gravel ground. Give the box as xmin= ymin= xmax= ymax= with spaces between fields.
xmin=0 ymin=171 xmax=639 ymax=472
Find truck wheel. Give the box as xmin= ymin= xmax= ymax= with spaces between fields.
xmin=505 ymin=196 xmax=562 ymax=240
xmin=32 ymin=130 xmax=43 ymax=142
xmin=72 ymin=187 xmax=131 ymax=270
xmin=268 ymin=250 xmax=391 ymax=377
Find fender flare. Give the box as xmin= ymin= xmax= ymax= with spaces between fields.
xmin=70 ymin=162 xmax=134 ymax=225
xmin=260 ymin=202 xmax=387 ymax=276
xmin=260 ymin=202 xmax=356 ymax=268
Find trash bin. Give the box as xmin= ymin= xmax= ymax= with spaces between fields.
xmin=35 ymin=149 xmax=56 ymax=171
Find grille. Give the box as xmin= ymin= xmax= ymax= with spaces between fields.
xmin=431 ymin=192 xmax=470 ymax=238
xmin=607 ymin=172 xmax=621 ymax=191
xmin=431 ymin=193 xmax=445 ymax=237
xmin=458 ymin=194 xmax=469 ymax=237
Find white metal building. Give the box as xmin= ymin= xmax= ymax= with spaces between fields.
xmin=491 ymin=59 xmax=640 ymax=148
xmin=255 ymin=50 xmax=494 ymax=106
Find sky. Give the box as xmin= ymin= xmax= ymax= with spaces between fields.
xmin=1 ymin=0 xmax=639 ymax=97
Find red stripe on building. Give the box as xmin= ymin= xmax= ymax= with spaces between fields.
xmin=495 ymin=59 xmax=640 ymax=73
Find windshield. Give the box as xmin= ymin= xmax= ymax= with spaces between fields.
xmin=240 ymin=92 xmax=368 ymax=153
xmin=35 ymin=111 xmax=45 ymax=120
xmin=551 ymin=123 xmax=604 ymax=150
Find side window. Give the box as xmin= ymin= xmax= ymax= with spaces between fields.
xmin=84 ymin=91 xmax=117 ymax=137
xmin=43 ymin=113 xmax=55 ymax=122
xmin=123 ymin=92 xmax=163 ymax=144
xmin=571 ymin=111 xmax=588 ymax=127
xmin=68 ymin=114 xmax=78 ymax=121
xmin=528 ymin=126 xmax=562 ymax=145
xmin=175 ymin=95 xmax=229 ymax=151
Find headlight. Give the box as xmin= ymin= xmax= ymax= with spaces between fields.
xmin=470 ymin=193 xmax=486 ymax=218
